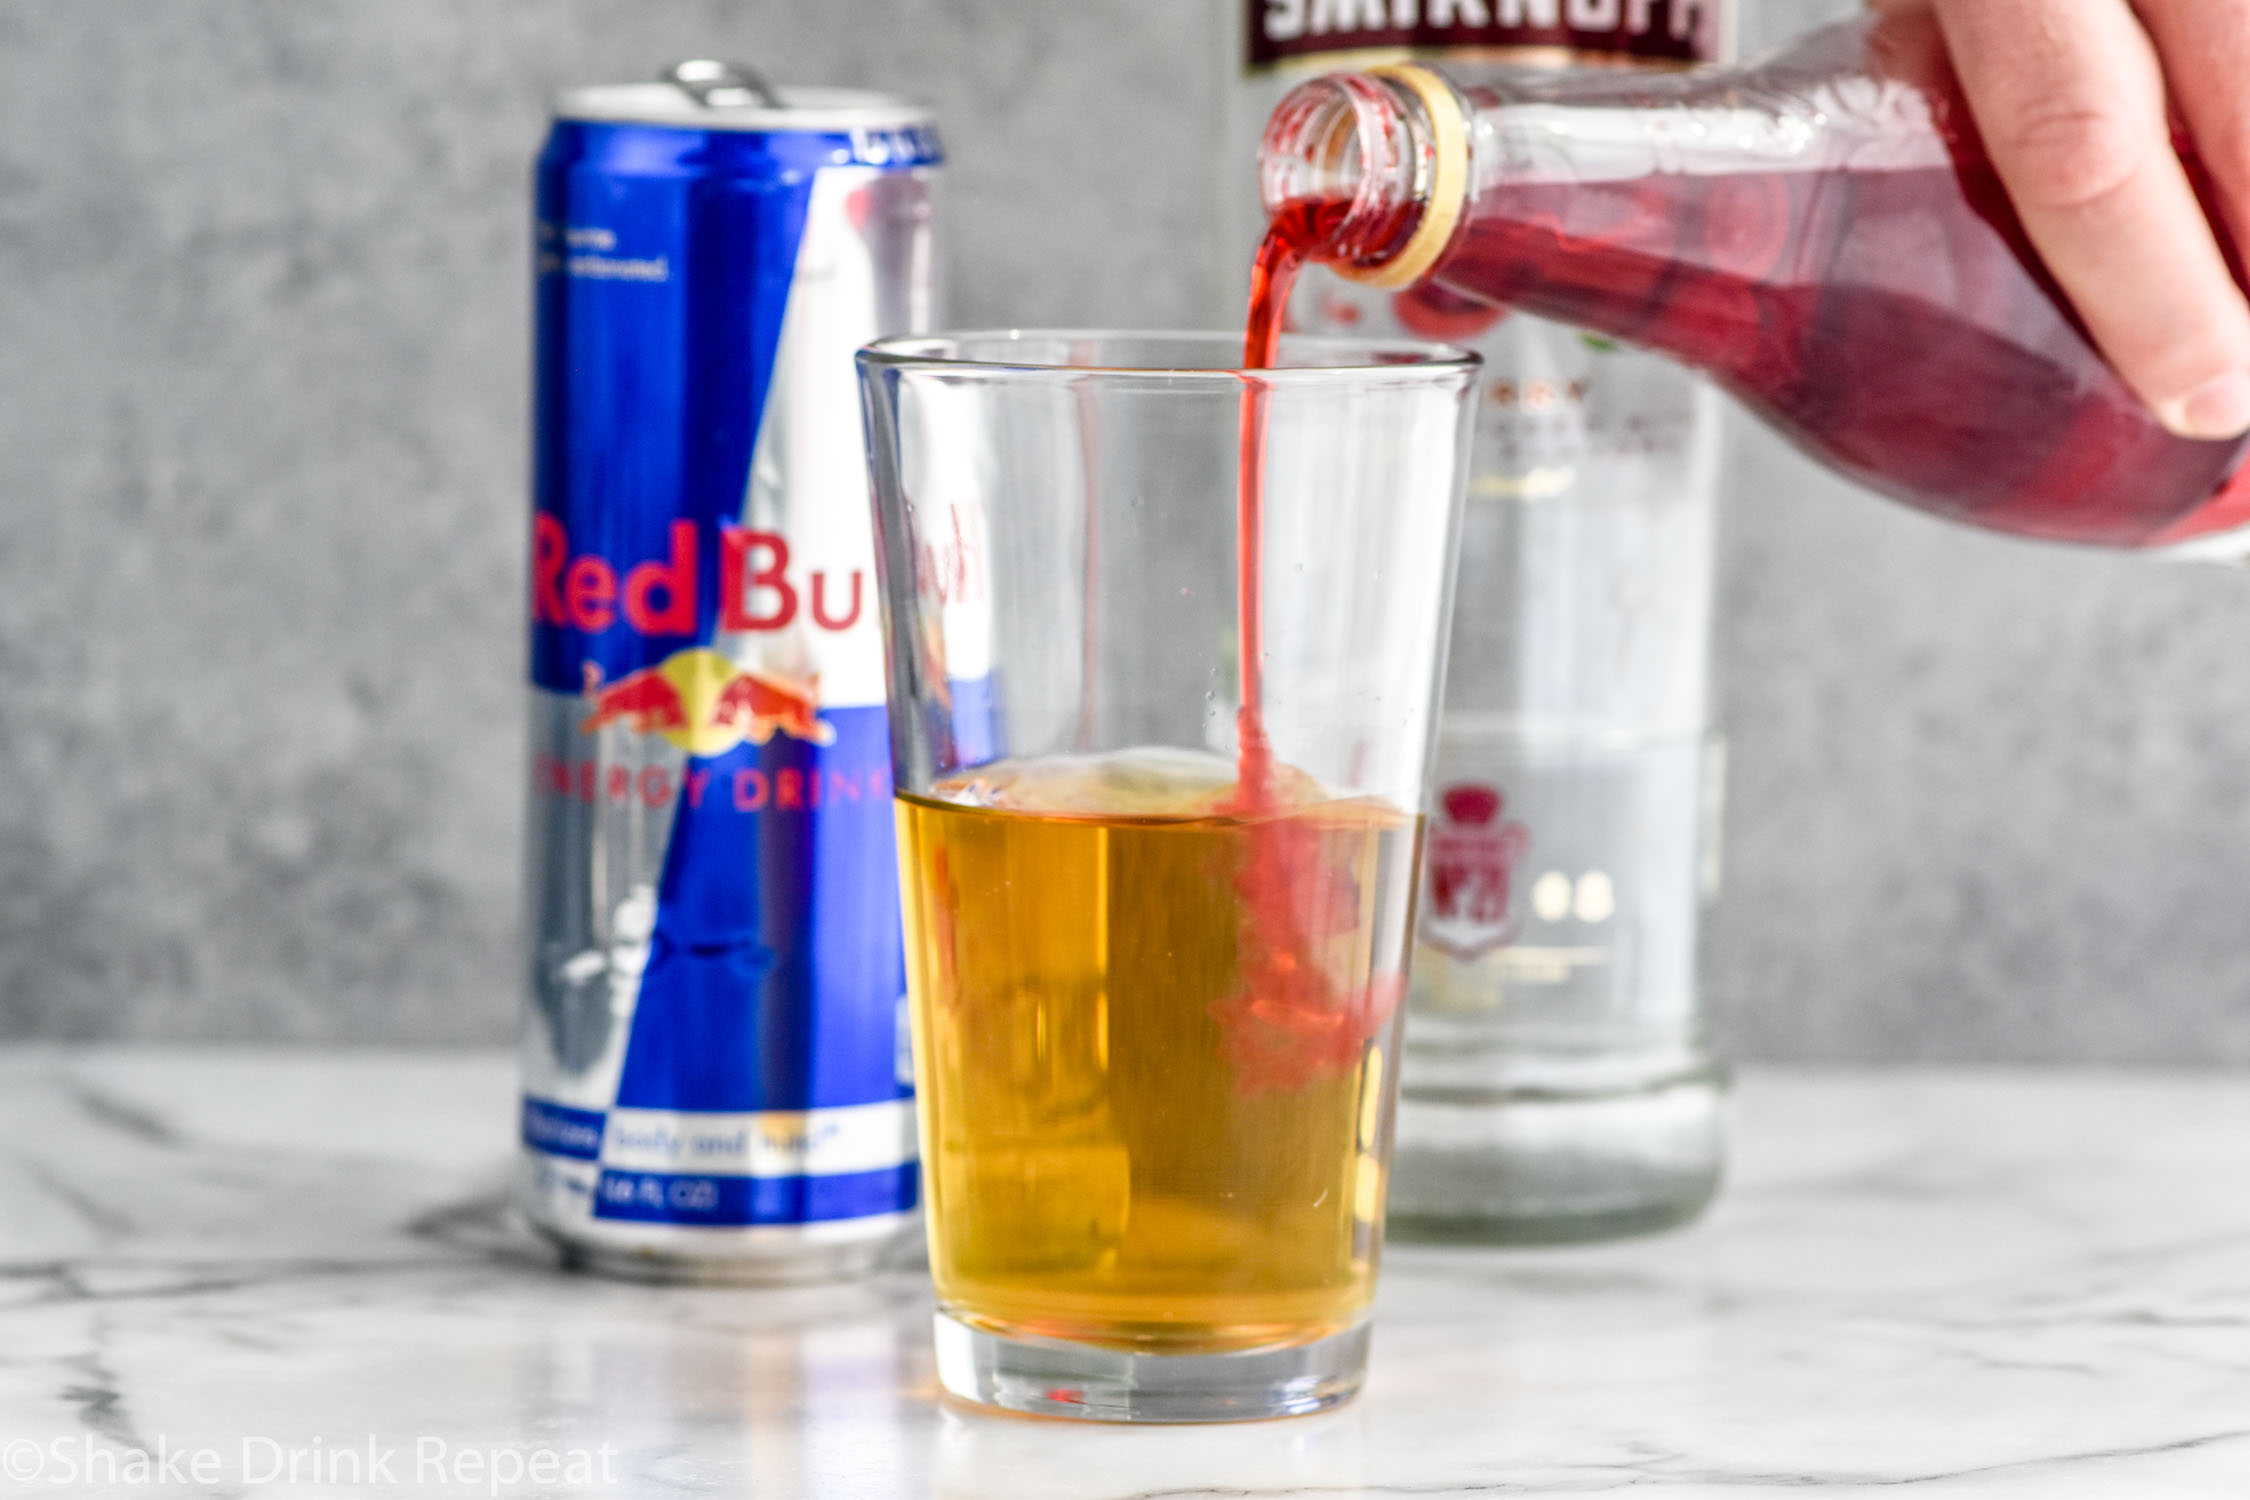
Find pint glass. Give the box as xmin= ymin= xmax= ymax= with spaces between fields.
xmin=858 ymin=332 xmax=1476 ymax=1421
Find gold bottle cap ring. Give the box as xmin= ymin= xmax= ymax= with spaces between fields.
xmin=1344 ymin=64 xmax=1470 ymax=291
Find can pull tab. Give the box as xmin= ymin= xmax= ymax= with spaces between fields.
xmin=663 ymin=59 xmax=783 ymax=109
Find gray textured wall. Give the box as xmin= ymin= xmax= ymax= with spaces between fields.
xmin=3 ymin=0 xmax=2246 ymax=1062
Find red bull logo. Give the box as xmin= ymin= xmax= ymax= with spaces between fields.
xmin=580 ymin=647 xmax=834 ymax=753
xmin=531 ymin=517 xmax=865 ymax=638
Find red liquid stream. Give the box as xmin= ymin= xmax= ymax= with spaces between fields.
xmin=1212 ymin=198 xmax=1409 ymax=1092
xmin=1229 ymin=202 xmax=1317 ymax=809
xmin=1232 ymin=196 xmax=1406 ymax=803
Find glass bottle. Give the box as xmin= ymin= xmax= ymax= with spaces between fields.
xmin=1258 ymin=8 xmax=2250 ymax=555
xmin=1223 ymin=0 xmax=1735 ymax=1243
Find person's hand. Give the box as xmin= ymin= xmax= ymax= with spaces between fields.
xmin=1884 ymin=0 xmax=2250 ymax=439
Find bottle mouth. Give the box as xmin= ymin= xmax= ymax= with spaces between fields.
xmin=1259 ymin=73 xmax=1430 ymax=270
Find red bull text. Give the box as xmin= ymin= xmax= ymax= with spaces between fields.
xmin=520 ymin=66 xmax=941 ymax=1280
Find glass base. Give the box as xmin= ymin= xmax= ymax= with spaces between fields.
xmin=1387 ymin=1063 xmax=1726 ymax=1245
xmin=931 ymin=1311 xmax=1370 ymax=1422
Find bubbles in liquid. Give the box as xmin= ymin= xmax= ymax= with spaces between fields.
xmin=935 ymin=746 xmax=1326 ymax=821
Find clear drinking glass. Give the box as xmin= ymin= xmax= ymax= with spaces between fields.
xmin=857 ymin=331 xmax=1477 ymax=1421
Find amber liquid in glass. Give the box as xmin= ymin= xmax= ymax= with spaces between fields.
xmin=897 ymin=752 xmax=1418 ymax=1354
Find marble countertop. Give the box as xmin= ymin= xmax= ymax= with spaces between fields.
xmin=2 ymin=1050 xmax=2246 ymax=1498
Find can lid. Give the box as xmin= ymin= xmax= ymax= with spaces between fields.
xmin=554 ymin=66 xmax=936 ymax=133
xmin=661 ymin=60 xmax=784 ymax=109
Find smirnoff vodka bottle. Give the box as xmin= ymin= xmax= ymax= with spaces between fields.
xmin=1217 ymin=0 xmax=1733 ymax=1241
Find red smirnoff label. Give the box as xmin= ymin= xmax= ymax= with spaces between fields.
xmin=1246 ymin=0 xmax=1727 ymax=70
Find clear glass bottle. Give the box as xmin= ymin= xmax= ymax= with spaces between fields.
xmin=1247 ymin=5 xmax=2250 ymax=1239
xmin=1391 ymin=350 xmax=1727 ymax=1244
xmin=1220 ymin=0 xmax=1735 ymax=1242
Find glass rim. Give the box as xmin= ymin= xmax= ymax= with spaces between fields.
xmin=856 ymin=328 xmax=1483 ymax=383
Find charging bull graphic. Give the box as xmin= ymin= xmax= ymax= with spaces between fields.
xmin=579 ymin=647 xmax=834 ymax=753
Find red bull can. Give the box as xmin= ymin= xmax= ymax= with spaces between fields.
xmin=520 ymin=62 xmax=941 ymax=1280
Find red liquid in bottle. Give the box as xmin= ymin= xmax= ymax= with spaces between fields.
xmin=1432 ymin=154 xmax=2250 ymax=547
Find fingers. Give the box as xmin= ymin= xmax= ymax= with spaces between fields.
xmin=1932 ymin=0 xmax=2250 ymax=438
xmin=2132 ymin=1 xmax=2250 ymax=271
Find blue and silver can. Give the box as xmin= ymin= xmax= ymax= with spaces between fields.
xmin=519 ymin=64 xmax=941 ymax=1280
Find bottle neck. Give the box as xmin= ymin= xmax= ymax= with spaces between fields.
xmin=1258 ymin=66 xmax=1469 ymax=288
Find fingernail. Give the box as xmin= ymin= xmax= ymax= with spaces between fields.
xmin=2167 ymin=371 xmax=2250 ymax=440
